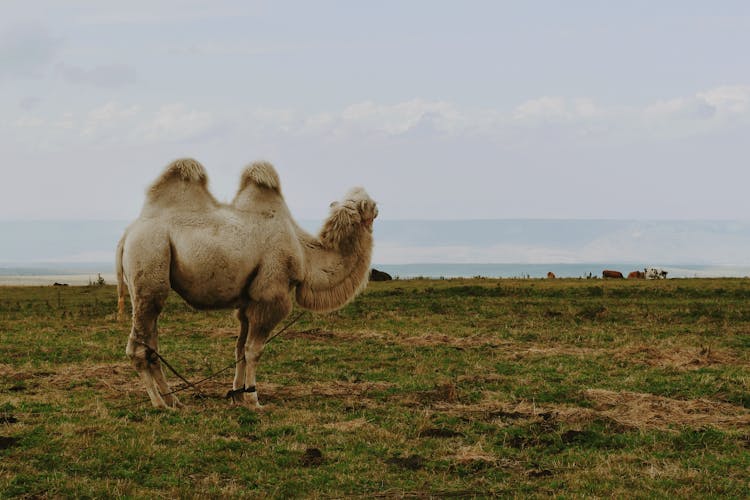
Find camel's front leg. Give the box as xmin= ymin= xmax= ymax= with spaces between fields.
xmin=242 ymin=332 xmax=268 ymax=408
xmin=241 ymin=296 xmax=291 ymax=408
xmin=231 ymin=310 xmax=250 ymax=403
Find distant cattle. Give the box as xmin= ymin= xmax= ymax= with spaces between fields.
xmin=645 ymin=268 xmax=667 ymax=279
xmin=547 ymin=272 xmax=556 ymax=279
xmin=52 ymin=282 xmax=69 ymax=286
xmin=602 ymin=270 xmax=624 ymax=279
xmin=369 ymin=268 xmax=393 ymax=281
xmin=627 ymin=271 xmax=645 ymax=279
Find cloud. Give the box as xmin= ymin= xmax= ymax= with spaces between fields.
xmin=56 ymin=63 xmax=137 ymax=88
xmin=80 ymin=102 xmax=140 ymax=139
xmin=513 ymin=97 xmax=602 ymax=122
xmin=699 ymin=85 xmax=750 ymax=114
xmin=6 ymin=101 xmax=220 ymax=149
xmin=6 ymin=84 xmax=750 ymax=155
xmin=139 ymin=103 xmax=219 ymax=142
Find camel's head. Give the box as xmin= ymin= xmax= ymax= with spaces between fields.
xmin=321 ymin=187 xmax=377 ymax=249
xmin=330 ymin=187 xmax=378 ymax=232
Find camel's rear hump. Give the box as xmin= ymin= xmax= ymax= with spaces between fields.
xmin=238 ymin=161 xmax=281 ymax=193
xmin=231 ymin=161 xmax=285 ymax=211
xmin=144 ymin=158 xmax=218 ymax=212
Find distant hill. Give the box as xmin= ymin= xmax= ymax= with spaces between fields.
xmin=1 ymin=219 xmax=749 ymax=268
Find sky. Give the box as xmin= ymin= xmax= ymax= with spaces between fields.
xmin=1 ymin=1 xmax=750 ymax=221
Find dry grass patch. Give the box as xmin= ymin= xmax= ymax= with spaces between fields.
xmin=430 ymin=389 xmax=750 ymax=432
xmin=45 ymin=362 xmax=136 ymax=392
xmin=448 ymin=442 xmax=499 ymax=466
xmin=323 ymin=417 xmax=370 ymax=432
xmin=323 ymin=417 xmax=398 ymax=440
xmin=260 ymin=380 xmax=394 ymax=401
xmin=613 ymin=344 xmax=739 ymax=370
xmin=582 ymin=389 xmax=750 ymax=431
xmin=401 ymin=333 xmax=510 ymax=349
xmin=508 ymin=345 xmax=603 ymax=360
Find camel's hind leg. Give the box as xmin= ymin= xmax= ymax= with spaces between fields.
xmin=231 ymin=310 xmax=250 ymax=402
xmin=125 ymin=287 xmax=181 ymax=409
xmin=241 ymin=295 xmax=292 ymax=408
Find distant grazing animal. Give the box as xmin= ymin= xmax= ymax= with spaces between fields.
xmin=117 ymin=158 xmax=377 ymax=409
xmin=547 ymin=272 xmax=556 ymax=279
xmin=627 ymin=271 xmax=645 ymax=279
xmin=370 ymin=268 xmax=392 ymax=281
xmin=645 ymin=267 xmax=668 ymax=279
xmin=52 ymin=282 xmax=69 ymax=286
xmin=602 ymin=270 xmax=624 ymax=279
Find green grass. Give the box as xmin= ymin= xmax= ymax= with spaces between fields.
xmin=1 ymin=278 xmax=749 ymax=497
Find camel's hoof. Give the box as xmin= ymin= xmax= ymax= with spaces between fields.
xmin=163 ymin=395 xmax=184 ymax=409
xmin=233 ymin=399 xmax=264 ymax=411
xmin=249 ymin=402 xmax=265 ymax=411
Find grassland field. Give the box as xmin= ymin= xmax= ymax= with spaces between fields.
xmin=1 ymin=278 xmax=749 ymax=497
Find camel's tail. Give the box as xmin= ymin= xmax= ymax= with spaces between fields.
xmin=116 ymin=233 xmax=127 ymax=321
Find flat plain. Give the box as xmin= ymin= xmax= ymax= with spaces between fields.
xmin=1 ymin=278 xmax=749 ymax=497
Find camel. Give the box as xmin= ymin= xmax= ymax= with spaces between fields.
xmin=116 ymin=158 xmax=377 ymax=409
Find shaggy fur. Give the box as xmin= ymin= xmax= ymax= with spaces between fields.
xmin=118 ymin=158 xmax=376 ymax=409
xmin=237 ymin=160 xmax=281 ymax=193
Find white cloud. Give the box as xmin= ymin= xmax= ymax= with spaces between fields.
xmin=81 ymin=102 xmax=140 ymax=139
xmin=139 ymin=103 xmax=218 ymax=142
xmin=5 ymin=84 xmax=750 ymax=158
xmin=5 ymin=101 xmax=220 ymax=149
xmin=645 ymin=96 xmax=715 ymax=120
xmin=338 ymin=99 xmax=460 ymax=135
xmin=513 ymin=97 xmax=602 ymax=122
xmin=699 ymin=85 xmax=750 ymax=114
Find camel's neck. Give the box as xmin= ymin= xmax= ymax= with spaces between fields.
xmin=294 ymin=225 xmax=373 ymax=312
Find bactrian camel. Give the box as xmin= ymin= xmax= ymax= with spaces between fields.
xmin=116 ymin=159 xmax=377 ymax=409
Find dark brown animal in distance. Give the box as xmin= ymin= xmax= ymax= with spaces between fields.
xmin=369 ymin=268 xmax=392 ymax=281
xmin=547 ymin=272 xmax=556 ymax=279
xmin=628 ymin=271 xmax=645 ymax=279
xmin=602 ymin=270 xmax=624 ymax=279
